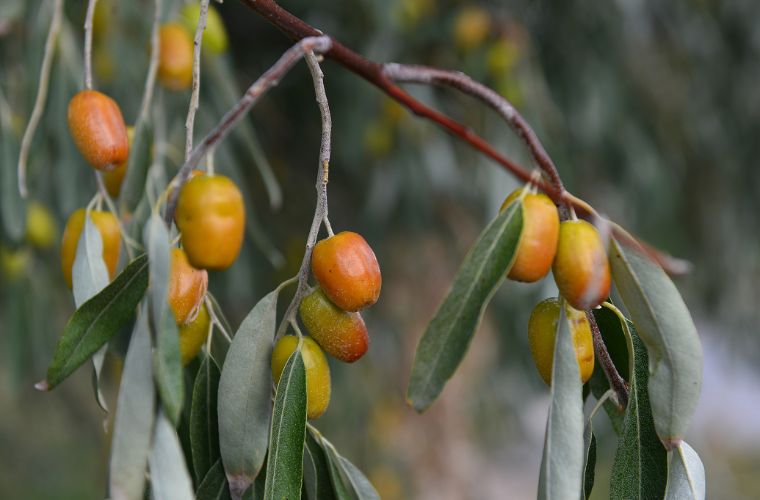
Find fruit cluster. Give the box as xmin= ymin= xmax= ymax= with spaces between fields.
xmin=272 ymin=231 xmax=381 ymax=419
xmin=501 ymin=187 xmax=610 ymax=385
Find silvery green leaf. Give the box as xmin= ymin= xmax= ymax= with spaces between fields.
xmin=665 ymin=442 xmax=705 ymax=500
xmin=149 ymin=411 xmax=195 ymax=500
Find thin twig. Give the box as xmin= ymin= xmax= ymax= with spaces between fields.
xmin=163 ymin=35 xmax=332 ymax=224
xmin=83 ymin=0 xmax=97 ymax=89
xmin=95 ymin=172 xmax=142 ymax=257
xmin=138 ymin=0 xmax=162 ymax=122
xmin=17 ymin=0 xmax=64 ymax=198
xmin=274 ymin=51 xmax=332 ymax=339
xmin=586 ymin=309 xmax=629 ymax=408
xmin=185 ymin=0 xmax=210 ymax=161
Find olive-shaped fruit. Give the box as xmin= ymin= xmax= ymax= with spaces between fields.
xmin=528 ymin=297 xmax=594 ymax=385
xmin=26 ymin=201 xmax=57 ymax=249
xmin=168 ymin=247 xmax=208 ymax=325
xmin=311 ymin=231 xmax=381 ymax=312
xmin=299 ymin=288 xmax=369 ymax=363
xmin=500 ymin=188 xmax=559 ymax=282
xmin=61 ymin=209 xmax=121 ymax=288
xmin=158 ymin=23 xmax=193 ymax=91
xmin=271 ymin=336 xmax=331 ymax=419
xmin=552 ymin=220 xmax=611 ymax=310
xmin=179 ymin=303 xmax=210 ymax=365
xmin=179 ymin=3 xmax=229 ymax=54
xmin=67 ymin=90 xmax=129 ymax=170
xmin=102 ymin=126 xmax=134 ymax=198
xmin=175 ymin=174 xmax=245 ymax=270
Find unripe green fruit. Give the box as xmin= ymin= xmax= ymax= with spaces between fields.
xmin=552 ymin=220 xmax=611 ymax=310
xmin=179 ymin=3 xmax=229 ymax=55
xmin=528 ymin=298 xmax=595 ymax=385
xmin=271 ymin=336 xmax=331 ymax=419
xmin=299 ymin=288 xmax=369 ymax=363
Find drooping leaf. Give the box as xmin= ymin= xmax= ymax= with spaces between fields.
xmin=120 ymin=119 xmax=154 ymax=214
xmin=602 ymin=303 xmax=668 ymax=500
xmin=304 ymin=429 xmax=336 ymax=500
xmin=218 ymin=289 xmax=280 ymax=498
xmin=196 ymin=460 xmax=231 ymax=500
xmin=407 ymin=202 xmax=522 ymax=411
xmin=109 ymin=309 xmax=155 ymax=500
xmin=665 ymin=442 xmax=705 ymax=500
xmin=44 ymin=254 xmax=149 ymax=389
xmin=313 ymin=428 xmax=379 ymax=500
xmin=609 ymin=237 xmax=703 ymax=448
xmin=0 ymin=109 xmax=25 ymax=243
xmin=582 ymin=424 xmax=596 ymax=499
xmin=191 ymin=356 xmax=222 ymax=484
xmin=339 ymin=458 xmax=380 ymax=500
xmin=537 ymin=306 xmax=585 ymax=500
xmin=149 ymin=411 xmax=195 ymax=500
xmin=263 ymin=349 xmax=307 ymax=500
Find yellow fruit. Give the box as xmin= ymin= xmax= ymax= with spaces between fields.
xmin=103 ymin=126 xmax=134 ymax=198
xmin=179 ymin=3 xmax=229 ymax=55
xmin=158 ymin=23 xmax=194 ymax=91
xmin=271 ymin=336 xmax=331 ymax=419
xmin=454 ymin=6 xmax=490 ymax=52
xmin=528 ymin=298 xmax=595 ymax=385
xmin=179 ymin=303 xmax=210 ymax=365
xmin=552 ymin=220 xmax=611 ymax=310
xmin=60 ymin=209 xmax=121 ymax=289
xmin=26 ymin=201 xmax=57 ymax=249
xmin=0 ymin=245 xmax=30 ymax=281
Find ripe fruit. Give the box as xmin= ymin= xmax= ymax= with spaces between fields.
xmin=175 ymin=174 xmax=245 ymax=270
xmin=552 ymin=220 xmax=611 ymax=310
xmin=67 ymin=90 xmax=129 ymax=170
xmin=26 ymin=201 xmax=57 ymax=249
xmin=311 ymin=232 xmax=381 ymax=312
xmin=271 ymin=336 xmax=331 ymax=419
xmin=168 ymin=247 xmax=208 ymax=325
xmin=299 ymin=288 xmax=369 ymax=363
xmin=179 ymin=303 xmax=210 ymax=365
xmin=158 ymin=23 xmax=194 ymax=91
xmin=179 ymin=3 xmax=229 ymax=55
xmin=103 ymin=126 xmax=134 ymax=198
xmin=528 ymin=298 xmax=594 ymax=385
xmin=500 ymin=189 xmax=559 ymax=283
xmin=61 ymin=209 xmax=121 ymax=288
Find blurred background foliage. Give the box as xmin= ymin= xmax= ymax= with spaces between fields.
xmin=1 ymin=0 xmax=759 ymax=498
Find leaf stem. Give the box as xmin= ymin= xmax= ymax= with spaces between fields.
xmin=184 ymin=0 xmax=210 ymax=161
xmin=83 ymin=0 xmax=97 ymax=89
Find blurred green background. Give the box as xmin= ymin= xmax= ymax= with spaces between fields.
xmin=1 ymin=0 xmax=759 ymax=498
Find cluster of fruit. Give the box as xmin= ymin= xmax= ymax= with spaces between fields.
xmin=500 ymin=188 xmax=610 ymax=385
xmin=272 ymin=232 xmax=382 ymax=419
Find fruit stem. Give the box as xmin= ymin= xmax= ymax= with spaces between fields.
xmin=83 ymin=0 xmax=97 ymax=90
xmin=184 ymin=0 xmax=210 ymax=161
xmin=585 ymin=310 xmax=629 ymax=408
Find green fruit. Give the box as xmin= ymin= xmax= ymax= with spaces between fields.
xmin=271 ymin=336 xmax=331 ymax=419
xmin=179 ymin=3 xmax=229 ymax=55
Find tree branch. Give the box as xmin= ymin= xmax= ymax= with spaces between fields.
xmin=586 ymin=309 xmax=629 ymax=408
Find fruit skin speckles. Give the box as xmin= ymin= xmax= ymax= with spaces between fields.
xmin=67 ymin=90 xmax=129 ymax=171
xmin=272 ymin=336 xmax=332 ymax=419
xmin=299 ymin=288 xmax=369 ymax=363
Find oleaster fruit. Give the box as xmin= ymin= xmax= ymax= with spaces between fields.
xmin=67 ymin=90 xmax=129 ymax=170
xmin=179 ymin=3 xmax=229 ymax=55
xmin=168 ymin=247 xmax=208 ymax=326
xmin=311 ymin=231 xmax=381 ymax=312
xmin=271 ymin=335 xmax=331 ymax=419
xmin=158 ymin=23 xmax=194 ymax=91
xmin=178 ymin=303 xmax=210 ymax=365
xmin=60 ymin=208 xmax=121 ymax=288
xmin=102 ymin=126 xmax=134 ymax=198
xmin=500 ymin=188 xmax=559 ymax=283
xmin=299 ymin=288 xmax=370 ymax=363
xmin=26 ymin=201 xmax=57 ymax=249
xmin=528 ymin=297 xmax=595 ymax=385
xmin=552 ymin=219 xmax=611 ymax=310
xmin=175 ymin=173 xmax=245 ymax=270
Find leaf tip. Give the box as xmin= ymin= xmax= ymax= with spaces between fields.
xmin=34 ymin=380 xmax=50 ymax=392
xmin=226 ymin=474 xmax=252 ymax=500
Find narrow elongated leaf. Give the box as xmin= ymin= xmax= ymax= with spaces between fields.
xmin=0 ymin=111 xmax=25 ymax=243
xmin=407 ymin=203 xmax=522 ymax=411
xmin=610 ymin=238 xmax=702 ymax=448
xmin=314 ymin=428 xmax=379 ymax=500
xmin=44 ymin=254 xmax=149 ymax=389
xmin=120 ymin=120 xmax=153 ymax=214
xmin=340 ymin=458 xmax=380 ymax=500
xmin=537 ymin=306 xmax=584 ymax=500
xmin=304 ymin=430 xmax=336 ymax=500
xmin=582 ymin=424 xmax=596 ymax=499
xmin=218 ymin=290 xmax=279 ymax=497
xmin=263 ymin=349 xmax=307 ymax=500
xmin=665 ymin=442 xmax=705 ymax=500
xmin=196 ymin=460 xmax=231 ymax=500
xmin=191 ymin=356 xmax=222 ymax=483
xmin=149 ymin=411 xmax=195 ymax=500
xmin=109 ymin=310 xmax=155 ymax=500
xmin=602 ymin=303 xmax=667 ymax=500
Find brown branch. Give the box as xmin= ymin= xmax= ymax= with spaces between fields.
xmin=586 ymin=310 xmax=629 ymax=408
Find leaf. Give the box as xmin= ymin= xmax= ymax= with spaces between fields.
xmin=312 ymin=428 xmax=379 ymax=500
xmin=218 ymin=290 xmax=279 ymax=498
xmin=665 ymin=442 xmax=705 ymax=500
xmin=609 ymin=238 xmax=703 ymax=448
xmin=149 ymin=411 xmax=196 ymax=500
xmin=207 ymin=292 xmax=232 ymax=366
xmin=304 ymin=430 xmax=336 ymax=500
xmin=120 ymin=120 xmax=154 ymax=214
xmin=191 ymin=356 xmax=222 ymax=484
xmin=0 ymin=109 xmax=25 ymax=243
xmin=145 ymin=215 xmax=183 ymax=424
xmin=407 ymin=202 xmax=523 ymax=411
xmin=43 ymin=254 xmax=149 ymax=389
xmin=196 ymin=460 xmax=231 ymax=500
xmin=339 ymin=458 xmax=380 ymax=500
xmin=109 ymin=310 xmax=155 ymax=500
xmin=263 ymin=349 xmax=307 ymax=500
xmin=602 ymin=303 xmax=668 ymax=500
xmin=537 ymin=306 xmax=585 ymax=500
xmin=582 ymin=425 xmax=596 ymax=499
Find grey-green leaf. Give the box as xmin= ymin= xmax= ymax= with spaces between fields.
xmin=665 ymin=442 xmax=705 ymax=500
xmin=407 ymin=202 xmax=522 ymax=412
xmin=315 ymin=428 xmax=379 ymax=500
xmin=582 ymin=424 xmax=596 ymax=499
xmin=537 ymin=306 xmax=584 ymax=500
xmin=218 ymin=290 xmax=279 ymax=498
xmin=149 ymin=411 xmax=195 ymax=500
xmin=339 ymin=458 xmax=380 ymax=500
xmin=609 ymin=238 xmax=703 ymax=448
xmin=44 ymin=254 xmax=149 ymax=389
xmin=120 ymin=120 xmax=154 ymax=214
xmin=263 ymin=349 xmax=307 ymax=500
xmin=197 ymin=460 xmax=231 ymax=500
xmin=191 ymin=356 xmax=222 ymax=483
xmin=304 ymin=429 xmax=336 ymax=500
xmin=109 ymin=310 xmax=155 ymax=500
xmin=0 ymin=110 xmax=25 ymax=243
